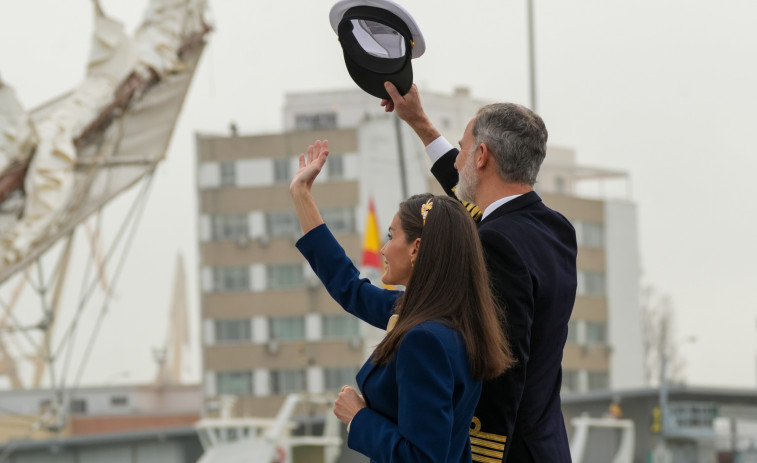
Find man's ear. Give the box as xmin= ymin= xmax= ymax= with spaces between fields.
xmin=477 ymin=143 xmax=490 ymax=169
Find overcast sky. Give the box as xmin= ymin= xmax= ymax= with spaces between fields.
xmin=1 ymin=0 xmax=756 ymax=389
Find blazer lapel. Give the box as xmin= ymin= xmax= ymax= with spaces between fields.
xmin=356 ymin=357 xmax=378 ymax=397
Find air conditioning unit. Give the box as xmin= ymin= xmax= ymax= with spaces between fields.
xmin=235 ymin=235 xmax=250 ymax=248
xmin=257 ymin=235 xmax=270 ymax=248
xmin=266 ymin=340 xmax=280 ymax=355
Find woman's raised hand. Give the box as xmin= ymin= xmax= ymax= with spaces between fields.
xmin=289 ymin=139 xmax=329 ymax=195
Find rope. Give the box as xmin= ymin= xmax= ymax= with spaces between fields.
xmin=67 ymin=172 xmax=156 ymax=395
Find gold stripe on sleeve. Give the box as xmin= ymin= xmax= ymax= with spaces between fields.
xmin=472 ymin=453 xmax=502 ymax=463
xmin=470 ymin=437 xmax=505 ymax=451
xmin=471 ymin=430 xmax=508 ymax=443
xmin=469 ymin=416 xmax=508 ymax=443
xmin=471 ymin=444 xmax=504 ymax=459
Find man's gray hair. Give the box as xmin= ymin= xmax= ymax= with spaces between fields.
xmin=472 ymin=103 xmax=548 ymax=186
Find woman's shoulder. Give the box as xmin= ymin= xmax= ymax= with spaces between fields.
xmin=399 ymin=321 xmax=470 ymax=375
xmin=404 ymin=320 xmax=462 ymax=346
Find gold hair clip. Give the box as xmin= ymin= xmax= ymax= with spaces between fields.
xmin=421 ymin=199 xmax=433 ymax=225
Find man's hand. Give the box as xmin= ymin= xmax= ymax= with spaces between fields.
xmin=380 ymin=82 xmax=441 ymax=146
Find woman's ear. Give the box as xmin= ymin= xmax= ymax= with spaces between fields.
xmin=410 ymin=237 xmax=421 ymax=259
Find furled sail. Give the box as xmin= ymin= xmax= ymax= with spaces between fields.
xmin=0 ymin=0 xmax=210 ymax=284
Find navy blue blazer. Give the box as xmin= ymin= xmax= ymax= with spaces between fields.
xmin=297 ymin=224 xmax=482 ymax=463
xmin=432 ymin=148 xmax=578 ymax=463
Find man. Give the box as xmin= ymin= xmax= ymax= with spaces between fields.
xmin=382 ymin=82 xmax=578 ymax=462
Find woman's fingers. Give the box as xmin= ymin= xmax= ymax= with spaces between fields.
xmin=302 ymin=140 xmax=329 ymax=168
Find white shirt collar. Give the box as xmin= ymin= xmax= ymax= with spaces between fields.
xmin=481 ymin=194 xmax=523 ymax=220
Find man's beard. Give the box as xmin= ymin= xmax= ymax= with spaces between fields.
xmin=455 ymin=149 xmax=479 ymax=204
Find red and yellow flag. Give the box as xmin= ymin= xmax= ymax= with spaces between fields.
xmin=361 ymin=197 xmax=394 ymax=290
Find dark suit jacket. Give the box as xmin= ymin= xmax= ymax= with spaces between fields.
xmin=297 ymin=224 xmax=482 ymax=463
xmin=432 ymin=148 xmax=578 ymax=463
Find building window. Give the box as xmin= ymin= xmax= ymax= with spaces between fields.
xmin=555 ymin=176 xmax=566 ymax=194
xmin=39 ymin=400 xmax=51 ymax=414
xmin=326 ymin=155 xmax=344 ymax=179
xmin=587 ymin=371 xmax=609 ymax=391
xmin=271 ymin=369 xmax=307 ymax=394
xmin=267 ymin=264 xmax=304 ymax=290
xmin=212 ymin=214 xmax=249 ymax=241
xmin=220 ymin=162 xmax=236 ymax=187
xmin=578 ymin=271 xmax=606 ymax=297
xmin=273 ymin=158 xmax=292 ymax=184
xmin=585 ymin=321 xmax=607 ymax=345
xmin=324 ymin=367 xmax=359 ymax=391
xmin=562 ymin=370 xmax=579 ymax=392
xmin=295 ymin=113 xmax=337 ymax=130
xmin=215 ymin=319 xmax=252 ymax=344
xmin=566 ymin=319 xmax=578 ymax=344
xmin=668 ymin=403 xmax=718 ymax=431
xmin=322 ymin=315 xmax=360 ymax=339
xmin=266 ymin=210 xmax=300 ymax=238
xmin=110 ymin=396 xmax=129 ymax=407
xmin=321 ymin=208 xmax=355 ymax=234
xmin=212 ymin=266 xmax=250 ymax=292
xmin=69 ymin=399 xmax=87 ymax=414
xmin=269 ymin=316 xmax=306 ymax=341
xmin=578 ymin=222 xmax=605 ymax=248
xmin=217 ymin=371 xmax=253 ymax=396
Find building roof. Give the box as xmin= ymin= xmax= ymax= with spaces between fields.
xmin=0 ymin=426 xmax=197 ymax=452
xmin=562 ymin=385 xmax=757 ymax=404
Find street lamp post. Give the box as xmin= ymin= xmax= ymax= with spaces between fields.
xmin=658 ymin=353 xmax=669 ymax=459
xmin=526 ymin=0 xmax=537 ymax=112
xmin=657 ymin=336 xmax=696 ymax=462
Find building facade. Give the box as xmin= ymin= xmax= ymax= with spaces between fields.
xmin=196 ymin=88 xmax=644 ymax=419
xmin=197 ymin=128 xmax=367 ymax=418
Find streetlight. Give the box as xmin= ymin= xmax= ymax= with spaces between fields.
xmin=657 ymin=335 xmax=697 ymax=462
xmin=526 ymin=0 xmax=537 ymax=112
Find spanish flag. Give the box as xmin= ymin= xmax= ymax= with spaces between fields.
xmin=361 ymin=197 xmax=394 ymax=290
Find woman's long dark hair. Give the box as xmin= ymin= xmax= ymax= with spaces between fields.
xmin=371 ymin=194 xmax=513 ymax=380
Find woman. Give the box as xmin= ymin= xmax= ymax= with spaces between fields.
xmin=290 ymin=140 xmax=512 ymax=462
